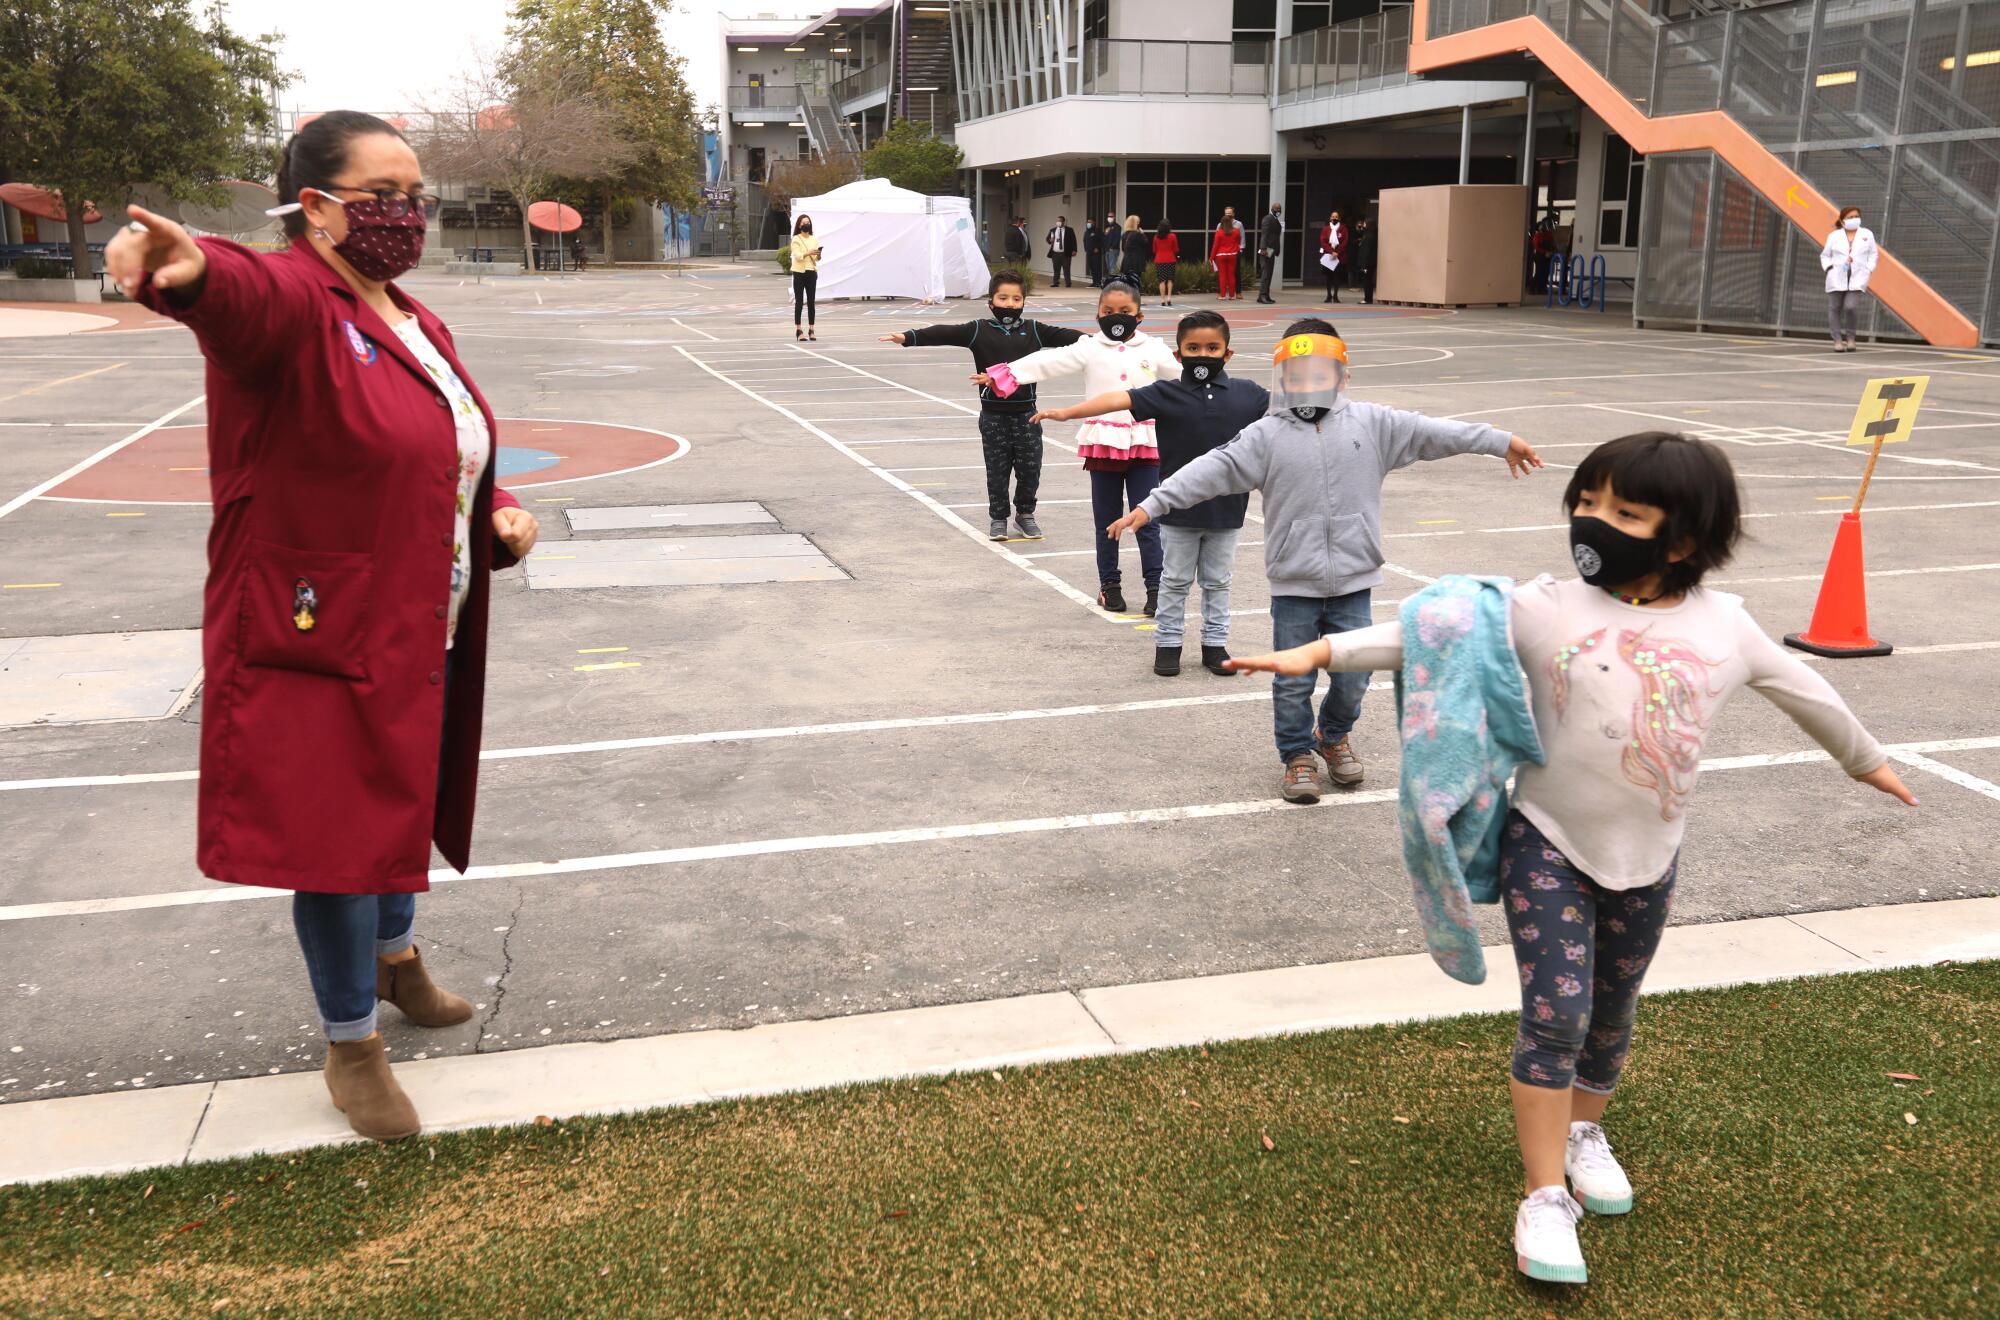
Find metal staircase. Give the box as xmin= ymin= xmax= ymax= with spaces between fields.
xmin=895 ymin=3 xmax=960 ymax=138
xmin=801 ymin=90 xmax=860 ymax=163
xmin=1417 ymin=0 xmax=1994 ymax=345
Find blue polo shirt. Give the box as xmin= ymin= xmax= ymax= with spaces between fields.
xmin=1127 ymin=372 xmax=1268 ymax=530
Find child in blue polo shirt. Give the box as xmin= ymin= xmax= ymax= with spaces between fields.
xmin=1033 ymin=311 xmax=1266 ymax=675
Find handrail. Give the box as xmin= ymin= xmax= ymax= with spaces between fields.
xmin=1411 ymin=0 xmax=1980 ymax=347
xmin=1276 ymin=6 xmax=1415 ymax=104
xmin=1078 ymin=39 xmax=1270 ymax=98
xmin=832 ymin=63 xmax=891 ymax=103
xmin=726 ymin=84 xmax=802 ymax=110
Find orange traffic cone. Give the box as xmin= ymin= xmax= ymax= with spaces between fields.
xmin=1783 ymin=512 xmax=1892 ymax=658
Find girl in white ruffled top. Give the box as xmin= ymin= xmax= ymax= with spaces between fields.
xmin=979 ymin=278 xmax=1181 ymax=614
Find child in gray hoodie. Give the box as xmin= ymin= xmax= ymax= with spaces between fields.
xmin=1107 ymin=318 xmax=1542 ymax=803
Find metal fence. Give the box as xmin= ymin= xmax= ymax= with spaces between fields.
xmin=1276 ymin=5 xmax=1415 ymax=104
xmin=726 ymin=85 xmax=802 ymax=111
xmin=1433 ymin=0 xmax=2000 ymax=343
xmin=832 ymin=63 xmax=891 ymax=107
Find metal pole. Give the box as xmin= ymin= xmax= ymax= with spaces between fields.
xmin=1458 ymin=105 xmax=1472 ymax=184
xmin=1521 ymin=79 xmax=1536 ymax=186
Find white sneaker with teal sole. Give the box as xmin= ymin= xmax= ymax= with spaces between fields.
xmin=1514 ymin=1185 xmax=1588 ymax=1284
xmin=1566 ymin=1121 xmax=1634 ymax=1214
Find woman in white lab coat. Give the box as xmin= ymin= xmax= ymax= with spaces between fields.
xmin=1820 ymin=206 xmax=1878 ymax=352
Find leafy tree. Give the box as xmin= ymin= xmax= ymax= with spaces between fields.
xmin=504 ymin=0 xmax=702 ymax=264
xmin=0 ymin=0 xmax=284 ymax=275
xmin=417 ymin=52 xmax=636 ymax=267
xmin=862 ymin=120 xmax=964 ymax=196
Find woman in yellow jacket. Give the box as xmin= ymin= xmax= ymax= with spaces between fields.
xmin=790 ymin=214 xmax=823 ymax=341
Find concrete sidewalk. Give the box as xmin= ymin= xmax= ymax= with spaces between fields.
xmin=4 ymin=895 xmax=1994 ymax=1187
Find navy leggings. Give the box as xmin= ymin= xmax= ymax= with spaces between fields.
xmin=1090 ymin=463 xmax=1161 ymax=588
xmin=1501 ymin=812 xmax=1676 ymax=1094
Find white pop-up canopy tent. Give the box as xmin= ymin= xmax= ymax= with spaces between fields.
xmin=790 ymin=177 xmax=987 ymax=303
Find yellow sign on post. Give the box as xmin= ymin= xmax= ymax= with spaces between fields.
xmin=1845 ymin=375 xmax=1929 ymax=447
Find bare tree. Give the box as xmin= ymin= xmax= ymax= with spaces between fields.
xmin=416 ymin=50 xmax=636 ymax=267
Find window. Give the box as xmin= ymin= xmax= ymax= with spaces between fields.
xmin=1084 ymin=0 xmax=1108 ymax=41
xmin=1597 ymin=134 xmax=1645 ymax=250
xmin=1032 ymin=172 xmax=1066 ymax=199
xmin=1233 ymin=0 xmax=1275 ymax=64
xmin=1292 ymin=3 xmax=1332 ymax=34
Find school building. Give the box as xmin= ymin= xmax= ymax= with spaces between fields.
xmin=714 ymin=0 xmax=1993 ymax=347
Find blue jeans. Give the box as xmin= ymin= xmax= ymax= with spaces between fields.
xmin=1091 ymin=464 xmax=1161 ymax=588
xmin=1155 ymin=524 xmax=1239 ymax=648
xmin=293 ymin=892 xmax=417 ymax=1040
xmin=1270 ymin=590 xmax=1372 ymax=762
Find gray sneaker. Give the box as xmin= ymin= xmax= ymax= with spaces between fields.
xmin=1318 ymin=735 xmax=1363 ymax=787
xmin=1014 ymin=511 xmax=1043 ymax=539
xmin=989 ymin=518 xmax=1009 ymax=541
xmin=1281 ymin=754 xmax=1322 ymax=804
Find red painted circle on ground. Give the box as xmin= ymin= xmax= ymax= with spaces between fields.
xmin=44 ymin=419 xmax=688 ymax=505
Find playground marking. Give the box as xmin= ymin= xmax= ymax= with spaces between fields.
xmin=3 ymin=732 xmax=1996 ymax=922
xmin=0 ymin=394 xmax=204 ymax=523
xmin=0 ymin=362 xmax=126 ymax=405
xmin=1888 ymin=752 xmax=2000 ymax=804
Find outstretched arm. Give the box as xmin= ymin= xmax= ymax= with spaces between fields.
xmin=1739 ymin=615 xmax=1915 ymax=805
xmin=1229 ymin=620 xmax=1404 ymax=675
xmin=1033 ymin=389 xmax=1132 ymax=424
xmin=111 ymin=208 xmax=303 ymax=378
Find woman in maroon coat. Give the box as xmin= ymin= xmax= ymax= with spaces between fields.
xmin=105 ymin=112 xmax=539 ymax=1141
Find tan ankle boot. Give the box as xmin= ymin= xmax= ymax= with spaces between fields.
xmin=377 ymin=947 xmax=473 ymax=1027
xmin=324 ymin=1036 xmax=420 ymax=1142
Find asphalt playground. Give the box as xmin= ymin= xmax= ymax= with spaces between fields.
xmin=2 ymin=266 xmax=1997 ymax=1107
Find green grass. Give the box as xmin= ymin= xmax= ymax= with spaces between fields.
xmin=3 ymin=964 xmax=1993 ymax=1317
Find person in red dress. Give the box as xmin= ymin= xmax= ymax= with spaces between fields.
xmin=105 ymin=111 xmax=539 ymax=1143
xmin=1151 ymin=220 xmax=1181 ymax=306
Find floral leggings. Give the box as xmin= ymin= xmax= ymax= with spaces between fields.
xmin=1501 ymin=812 xmax=1677 ymax=1094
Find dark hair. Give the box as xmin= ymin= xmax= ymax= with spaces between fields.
xmin=1281 ymin=316 xmax=1339 ymax=338
xmin=1562 ymin=432 xmax=1743 ymax=596
xmin=794 ymin=214 xmax=813 ymax=234
xmin=1098 ymin=276 xmax=1143 ymax=308
xmin=275 ymin=111 xmax=408 ymax=240
xmin=988 ymin=268 xmax=1025 ymax=297
xmin=1156 ymin=218 xmax=1172 ymax=236
xmin=1176 ymin=309 xmax=1230 ymax=347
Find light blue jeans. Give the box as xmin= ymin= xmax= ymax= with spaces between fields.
xmin=1154 ymin=524 xmax=1240 ymax=648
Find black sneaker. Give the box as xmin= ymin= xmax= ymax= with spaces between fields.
xmin=989 ymin=518 xmax=1008 ymax=541
xmin=1202 ymin=645 xmax=1239 ymax=676
xmin=1154 ymin=646 xmax=1182 ymax=676
xmin=1144 ymin=587 xmax=1158 ymax=617
xmin=1098 ymin=582 xmax=1126 ymax=613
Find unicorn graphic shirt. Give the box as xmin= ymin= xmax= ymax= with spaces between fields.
xmin=1509 ymin=575 xmax=1884 ymax=887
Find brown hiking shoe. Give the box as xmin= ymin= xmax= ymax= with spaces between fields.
xmin=1319 ymin=735 xmax=1363 ymax=788
xmin=1281 ymin=754 xmax=1323 ymax=804
xmin=377 ymin=947 xmax=473 ymax=1028
xmin=324 ymin=1035 xmax=420 ymax=1142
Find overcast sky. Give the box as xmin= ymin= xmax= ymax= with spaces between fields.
xmin=218 ymin=0 xmax=768 ymax=120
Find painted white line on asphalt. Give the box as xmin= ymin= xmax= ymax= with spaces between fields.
xmin=1388 ymin=500 xmax=2000 ymax=539
xmin=5 ymin=894 xmax=1993 ymax=1184
xmin=1713 ymin=562 xmax=2000 ymax=586
xmin=884 ymin=465 xmax=989 ymax=473
xmin=0 ymin=394 xmax=204 ymax=523
xmin=679 ymin=345 xmax=1116 ymax=619
xmin=1890 ymin=751 xmax=2000 ymax=804
xmin=6 ymin=732 xmax=1995 ymax=923
xmin=670 ymin=317 xmax=718 ymax=342
xmin=1891 ymin=640 xmax=2000 ymax=655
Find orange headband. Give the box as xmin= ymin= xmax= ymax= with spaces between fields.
xmin=1273 ymin=333 xmax=1348 ymax=365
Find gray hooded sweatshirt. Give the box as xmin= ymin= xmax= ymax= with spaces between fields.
xmin=1138 ymin=398 xmax=1508 ymax=599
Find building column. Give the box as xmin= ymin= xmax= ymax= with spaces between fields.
xmin=1520 ymin=80 xmax=1536 ymax=187
xmin=1270 ymin=0 xmax=1294 ymax=212
xmin=1459 ymin=105 xmax=1473 ymax=185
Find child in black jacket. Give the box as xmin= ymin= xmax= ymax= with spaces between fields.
xmin=881 ymin=269 xmax=1083 ymax=540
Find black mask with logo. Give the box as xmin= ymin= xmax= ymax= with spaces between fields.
xmin=1098 ymin=313 xmax=1139 ymax=341
xmin=1181 ymin=357 xmax=1224 ymax=386
xmin=989 ymin=304 xmax=1022 ymax=328
xmin=1291 ymin=406 xmax=1323 ymax=423
xmin=1569 ymin=514 xmax=1664 ymax=588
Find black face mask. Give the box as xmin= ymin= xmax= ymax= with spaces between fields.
xmin=1569 ymin=514 xmax=1663 ymax=588
xmin=989 ymin=303 xmax=1022 ymax=328
xmin=1099 ymin=313 xmax=1139 ymax=341
xmin=1291 ymin=406 xmax=1323 ymax=423
xmin=1181 ymin=357 xmax=1224 ymax=385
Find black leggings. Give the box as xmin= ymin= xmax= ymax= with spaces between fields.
xmin=793 ymin=270 xmax=818 ymax=326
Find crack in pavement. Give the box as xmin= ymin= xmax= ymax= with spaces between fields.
xmin=474 ymin=885 xmax=526 ymax=1055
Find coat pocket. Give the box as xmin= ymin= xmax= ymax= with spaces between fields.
xmin=1326 ymin=511 xmax=1384 ymax=583
xmin=239 ymin=540 xmax=374 ymax=681
xmin=1266 ymin=515 xmax=1332 ymax=587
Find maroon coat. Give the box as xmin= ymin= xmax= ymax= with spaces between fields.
xmin=139 ymin=239 xmax=521 ymax=894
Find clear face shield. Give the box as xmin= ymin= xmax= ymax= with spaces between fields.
xmin=1268 ymin=333 xmax=1350 ymax=417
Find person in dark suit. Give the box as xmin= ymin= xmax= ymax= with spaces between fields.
xmin=1083 ymin=221 xmax=1103 ymax=287
xmin=1005 ymin=217 xmax=1030 ymax=262
xmin=1354 ymin=217 xmax=1377 ymax=304
xmin=1256 ymin=202 xmax=1283 ymax=304
xmin=1046 ymin=215 xmax=1078 ymax=287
